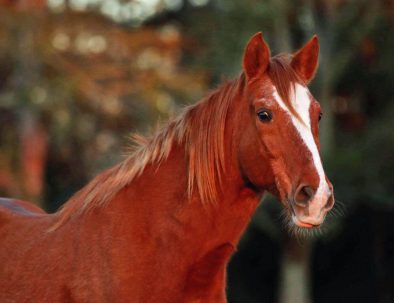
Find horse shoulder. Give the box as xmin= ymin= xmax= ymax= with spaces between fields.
xmin=183 ymin=243 xmax=235 ymax=303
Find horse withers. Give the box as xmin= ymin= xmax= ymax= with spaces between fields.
xmin=0 ymin=32 xmax=334 ymax=302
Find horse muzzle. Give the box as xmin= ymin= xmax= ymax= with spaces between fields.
xmin=289 ymin=184 xmax=334 ymax=228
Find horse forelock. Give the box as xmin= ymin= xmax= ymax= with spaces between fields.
xmin=50 ymin=76 xmax=245 ymax=230
xmin=268 ymin=54 xmax=305 ymax=124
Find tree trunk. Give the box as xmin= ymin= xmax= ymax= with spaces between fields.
xmin=278 ymin=238 xmax=313 ymax=303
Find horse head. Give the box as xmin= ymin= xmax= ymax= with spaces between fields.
xmin=238 ymin=32 xmax=334 ymax=229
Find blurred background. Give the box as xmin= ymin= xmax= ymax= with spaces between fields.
xmin=0 ymin=0 xmax=393 ymax=302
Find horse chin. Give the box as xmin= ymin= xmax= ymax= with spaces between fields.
xmin=291 ymin=214 xmax=321 ymax=229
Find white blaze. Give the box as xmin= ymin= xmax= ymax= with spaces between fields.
xmin=272 ymin=83 xmax=329 ymax=199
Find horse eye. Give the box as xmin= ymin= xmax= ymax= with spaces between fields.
xmin=318 ymin=112 xmax=323 ymax=122
xmin=257 ymin=110 xmax=273 ymax=123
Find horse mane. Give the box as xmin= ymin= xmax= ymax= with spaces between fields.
xmin=50 ymin=75 xmax=245 ymax=230
xmin=51 ymin=55 xmax=302 ymax=230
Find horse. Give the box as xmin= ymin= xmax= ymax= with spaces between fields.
xmin=0 ymin=32 xmax=334 ymax=302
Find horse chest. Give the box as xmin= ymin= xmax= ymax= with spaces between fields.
xmin=182 ymin=243 xmax=234 ymax=303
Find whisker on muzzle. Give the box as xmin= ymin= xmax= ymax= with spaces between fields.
xmin=326 ymin=198 xmax=347 ymax=219
xmin=334 ymin=199 xmax=347 ymax=216
xmin=280 ymin=208 xmax=323 ymax=240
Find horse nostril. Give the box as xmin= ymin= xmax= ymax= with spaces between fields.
xmin=294 ymin=185 xmax=315 ymax=208
xmin=302 ymin=186 xmax=315 ymax=199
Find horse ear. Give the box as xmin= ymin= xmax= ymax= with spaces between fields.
xmin=291 ymin=35 xmax=320 ymax=84
xmin=243 ymin=32 xmax=271 ymax=80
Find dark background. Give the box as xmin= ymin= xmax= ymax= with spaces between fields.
xmin=0 ymin=0 xmax=393 ymax=302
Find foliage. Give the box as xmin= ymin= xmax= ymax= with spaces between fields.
xmin=0 ymin=8 xmax=209 ymax=207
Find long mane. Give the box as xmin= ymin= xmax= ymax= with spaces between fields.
xmin=51 ymin=55 xmax=300 ymax=229
xmin=51 ymin=75 xmax=245 ymax=229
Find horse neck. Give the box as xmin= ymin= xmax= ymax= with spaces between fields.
xmin=69 ymin=92 xmax=263 ymax=299
xmin=106 ymin=147 xmax=259 ymax=250
xmin=102 ymin=98 xmax=262 ymax=261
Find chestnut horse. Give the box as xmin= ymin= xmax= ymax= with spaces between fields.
xmin=0 ymin=33 xmax=334 ymax=302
